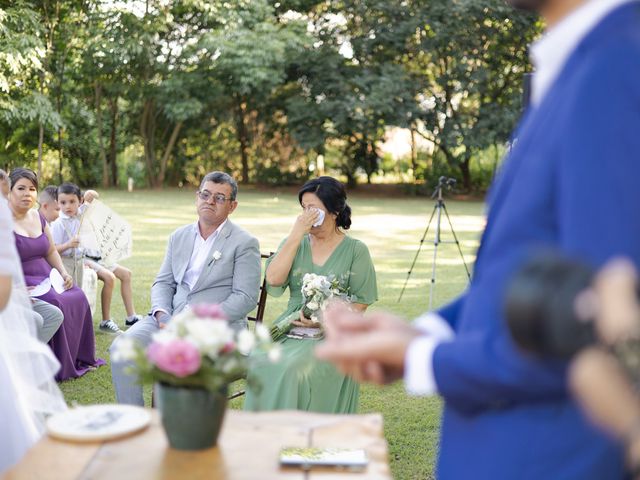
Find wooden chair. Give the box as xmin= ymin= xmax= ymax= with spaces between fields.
xmin=228 ymin=252 xmax=272 ymax=400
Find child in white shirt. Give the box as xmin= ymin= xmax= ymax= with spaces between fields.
xmin=51 ymin=183 xmax=142 ymax=334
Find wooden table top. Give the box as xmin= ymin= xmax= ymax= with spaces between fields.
xmin=3 ymin=410 xmax=391 ymax=480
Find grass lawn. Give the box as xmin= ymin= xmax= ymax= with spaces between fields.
xmin=58 ymin=187 xmax=485 ymax=479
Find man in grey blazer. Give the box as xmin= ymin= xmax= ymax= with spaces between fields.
xmin=110 ymin=171 xmax=260 ymax=405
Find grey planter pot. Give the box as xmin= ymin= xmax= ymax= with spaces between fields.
xmin=156 ymin=383 xmax=228 ymax=450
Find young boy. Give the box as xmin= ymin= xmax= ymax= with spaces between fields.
xmin=51 ymin=183 xmax=142 ymax=334
xmin=38 ymin=185 xmax=61 ymax=224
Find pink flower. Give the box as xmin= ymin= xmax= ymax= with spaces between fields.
xmin=146 ymin=340 xmax=201 ymax=377
xmin=191 ymin=303 xmax=227 ymax=320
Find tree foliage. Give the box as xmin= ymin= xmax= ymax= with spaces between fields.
xmin=0 ymin=0 xmax=539 ymax=191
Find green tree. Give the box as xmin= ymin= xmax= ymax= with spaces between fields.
xmin=407 ymin=0 xmax=539 ymax=190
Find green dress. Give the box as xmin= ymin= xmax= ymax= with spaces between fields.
xmin=244 ymin=235 xmax=378 ymax=413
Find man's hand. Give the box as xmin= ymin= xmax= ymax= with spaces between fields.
xmin=154 ymin=311 xmax=170 ymax=329
xmin=593 ymin=259 xmax=640 ymax=345
xmin=315 ymin=302 xmax=420 ymax=384
xmin=570 ymin=347 xmax=640 ymax=442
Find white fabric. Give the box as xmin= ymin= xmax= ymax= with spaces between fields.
xmin=182 ymin=220 xmax=226 ymax=291
xmin=0 ymin=197 xmax=67 ymax=474
xmin=404 ymin=312 xmax=455 ymax=396
xmin=82 ymin=266 xmax=98 ymax=316
xmin=529 ymin=0 xmax=635 ymax=106
xmin=50 ymin=205 xmax=85 ymax=258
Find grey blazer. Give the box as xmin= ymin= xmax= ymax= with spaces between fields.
xmin=150 ymin=220 xmax=260 ymax=330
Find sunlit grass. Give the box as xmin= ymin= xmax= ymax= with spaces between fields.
xmin=58 ymin=187 xmax=485 ymax=479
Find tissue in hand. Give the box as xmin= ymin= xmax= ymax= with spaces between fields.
xmin=312 ymin=208 xmax=325 ymax=227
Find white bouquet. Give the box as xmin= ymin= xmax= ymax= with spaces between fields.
xmin=270 ymin=273 xmax=350 ymax=341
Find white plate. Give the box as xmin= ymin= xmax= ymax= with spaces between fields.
xmin=46 ymin=404 xmax=151 ymax=442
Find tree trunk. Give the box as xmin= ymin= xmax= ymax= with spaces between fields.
xmin=235 ymin=98 xmax=250 ymax=184
xmin=459 ymin=158 xmax=472 ymax=192
xmin=56 ymin=36 xmax=65 ymax=184
xmin=140 ymin=99 xmax=157 ymax=187
xmin=158 ymin=121 xmax=183 ymax=186
xmin=37 ymin=123 xmax=44 ymax=179
xmin=95 ymin=83 xmax=109 ymax=188
xmin=410 ymin=124 xmax=418 ymax=181
xmin=109 ymin=97 xmax=119 ymax=186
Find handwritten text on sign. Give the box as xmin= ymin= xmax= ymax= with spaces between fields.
xmin=80 ymin=200 xmax=132 ymax=265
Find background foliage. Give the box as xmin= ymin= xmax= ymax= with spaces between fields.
xmin=0 ymin=1 xmax=539 ymax=191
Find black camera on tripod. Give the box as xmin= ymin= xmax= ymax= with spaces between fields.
xmin=504 ymin=253 xmax=602 ymax=359
xmin=439 ymin=176 xmax=457 ymax=187
xmin=432 ymin=176 xmax=457 ymax=199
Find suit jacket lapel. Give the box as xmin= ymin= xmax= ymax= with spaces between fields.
xmin=191 ymin=221 xmax=233 ymax=292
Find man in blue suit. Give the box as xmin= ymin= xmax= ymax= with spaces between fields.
xmin=317 ymin=0 xmax=640 ymax=478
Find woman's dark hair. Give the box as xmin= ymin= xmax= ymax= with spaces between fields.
xmin=9 ymin=168 xmax=38 ymax=191
xmin=58 ymin=182 xmax=82 ymax=200
xmin=298 ymin=176 xmax=352 ymax=230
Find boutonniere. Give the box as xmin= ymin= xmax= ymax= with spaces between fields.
xmin=208 ymin=250 xmax=222 ymax=267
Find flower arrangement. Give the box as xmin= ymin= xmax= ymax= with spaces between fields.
xmin=113 ymin=304 xmax=280 ymax=392
xmin=270 ymin=273 xmax=351 ymax=341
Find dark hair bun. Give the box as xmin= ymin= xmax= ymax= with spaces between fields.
xmin=336 ymin=204 xmax=352 ymax=230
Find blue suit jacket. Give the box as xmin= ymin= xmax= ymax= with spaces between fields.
xmin=433 ymin=4 xmax=640 ymax=478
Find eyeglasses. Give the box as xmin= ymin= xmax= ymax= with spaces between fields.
xmin=197 ymin=190 xmax=233 ymax=204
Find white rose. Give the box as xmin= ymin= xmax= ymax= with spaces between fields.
xmin=268 ymin=345 xmax=282 ymax=362
xmin=255 ymin=324 xmax=270 ymax=342
xmin=152 ymin=329 xmax=178 ymax=344
xmin=112 ymin=337 xmax=137 ymax=362
xmin=237 ymin=329 xmax=256 ymax=355
xmin=306 ymin=301 xmax=319 ymax=311
xmin=185 ymin=319 xmax=234 ymax=357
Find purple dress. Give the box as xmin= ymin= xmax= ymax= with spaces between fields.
xmin=14 ymin=214 xmax=105 ymax=380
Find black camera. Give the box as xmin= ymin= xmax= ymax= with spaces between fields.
xmin=504 ymin=253 xmax=599 ymax=359
xmin=438 ymin=176 xmax=457 ymax=188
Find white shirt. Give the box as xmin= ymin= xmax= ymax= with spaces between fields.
xmin=529 ymin=0 xmax=635 ymax=106
xmin=50 ymin=205 xmax=87 ymax=258
xmin=152 ymin=220 xmax=226 ymax=320
xmin=405 ymin=0 xmax=634 ymax=396
xmin=181 ymin=220 xmax=226 ymax=291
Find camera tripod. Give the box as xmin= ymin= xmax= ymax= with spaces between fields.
xmin=398 ymin=177 xmax=471 ymax=310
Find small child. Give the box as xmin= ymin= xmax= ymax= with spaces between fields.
xmin=38 ymin=185 xmax=61 ymax=224
xmin=51 ymin=183 xmax=142 ymax=334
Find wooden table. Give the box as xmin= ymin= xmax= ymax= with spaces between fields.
xmin=4 ymin=410 xmax=391 ymax=480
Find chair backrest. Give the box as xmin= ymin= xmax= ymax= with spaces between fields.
xmin=228 ymin=252 xmax=273 ymax=401
xmin=247 ymin=252 xmax=272 ymax=324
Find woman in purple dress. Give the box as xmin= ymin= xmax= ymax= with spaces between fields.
xmin=8 ymin=168 xmax=104 ymax=380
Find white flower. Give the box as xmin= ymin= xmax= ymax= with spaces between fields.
xmin=152 ymin=329 xmax=179 ymax=344
xmin=112 ymin=337 xmax=137 ymax=362
xmin=184 ymin=319 xmax=234 ymax=358
xmin=306 ymin=301 xmax=319 ymax=311
xmin=236 ymin=329 xmax=256 ymax=355
xmin=255 ymin=323 xmax=270 ymax=342
xmin=268 ymin=345 xmax=282 ymax=362
xmin=207 ymin=250 xmax=223 ymax=267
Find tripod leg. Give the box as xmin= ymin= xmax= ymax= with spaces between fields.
xmin=441 ymin=203 xmax=471 ymax=279
xmin=398 ymin=204 xmax=438 ymax=302
xmin=428 ymin=202 xmax=443 ymax=310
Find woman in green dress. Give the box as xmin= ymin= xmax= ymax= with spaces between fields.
xmin=244 ymin=176 xmax=377 ymax=413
